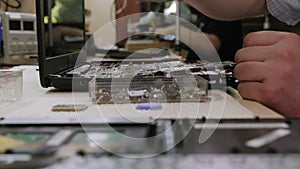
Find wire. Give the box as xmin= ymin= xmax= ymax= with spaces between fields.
xmin=110 ymin=0 xmax=116 ymax=24
xmin=1 ymin=0 xmax=22 ymax=9
xmin=116 ymin=0 xmax=127 ymax=15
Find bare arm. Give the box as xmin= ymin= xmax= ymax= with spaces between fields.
xmin=156 ymin=25 xmax=220 ymax=56
xmin=184 ymin=0 xmax=267 ymax=21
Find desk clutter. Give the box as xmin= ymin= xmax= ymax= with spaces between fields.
xmin=0 ymin=69 xmax=23 ymax=102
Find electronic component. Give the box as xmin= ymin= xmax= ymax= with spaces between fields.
xmin=136 ymin=103 xmax=162 ymax=110
xmin=88 ymin=61 xmax=237 ymax=104
xmin=1 ymin=12 xmax=38 ymax=61
xmin=88 ymin=62 xmax=209 ymax=104
xmin=51 ymin=104 xmax=88 ymax=112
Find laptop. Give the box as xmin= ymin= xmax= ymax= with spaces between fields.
xmin=37 ymin=0 xmax=239 ymax=94
xmin=37 ymin=0 xmax=178 ymax=91
xmin=36 ymin=0 xmax=88 ymax=90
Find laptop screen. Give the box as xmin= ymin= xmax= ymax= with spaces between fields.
xmin=36 ymin=0 xmax=86 ymax=88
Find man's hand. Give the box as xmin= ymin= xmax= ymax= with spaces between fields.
xmin=235 ymin=31 xmax=300 ymax=117
xmin=155 ymin=25 xmax=176 ymax=36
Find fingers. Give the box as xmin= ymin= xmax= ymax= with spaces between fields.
xmin=244 ymin=31 xmax=288 ymax=47
xmin=235 ymin=31 xmax=300 ymax=117
xmin=235 ymin=46 xmax=269 ymax=63
xmin=237 ymin=82 xmax=264 ymax=103
xmin=155 ymin=28 xmax=166 ymax=35
xmin=235 ymin=31 xmax=290 ymax=81
xmin=155 ymin=25 xmax=176 ymax=35
xmin=236 ymin=31 xmax=289 ymax=63
xmin=234 ymin=61 xmax=268 ymax=82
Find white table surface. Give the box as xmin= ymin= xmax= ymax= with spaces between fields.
xmin=0 ymin=66 xmax=282 ymax=124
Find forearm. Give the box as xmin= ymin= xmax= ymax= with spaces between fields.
xmin=184 ymin=0 xmax=267 ymax=20
xmin=205 ymin=34 xmax=221 ymax=50
xmin=180 ymin=26 xmax=218 ymax=57
xmin=156 ymin=25 xmax=220 ymax=55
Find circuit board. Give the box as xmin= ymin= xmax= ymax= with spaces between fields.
xmin=86 ymin=61 xmax=237 ymax=104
